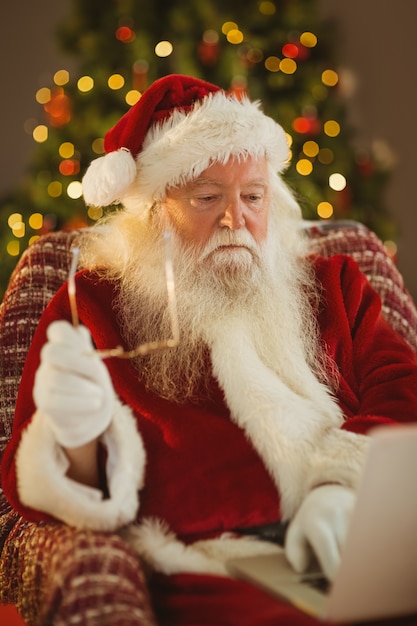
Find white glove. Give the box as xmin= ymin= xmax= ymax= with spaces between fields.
xmin=33 ymin=320 xmax=116 ymax=448
xmin=285 ymin=484 xmax=355 ymax=581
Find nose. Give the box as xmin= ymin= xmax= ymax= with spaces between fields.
xmin=219 ymin=197 xmax=245 ymax=230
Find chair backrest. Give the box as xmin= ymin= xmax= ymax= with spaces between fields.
xmin=1 ymin=222 xmax=416 ymax=522
xmin=0 ymin=230 xmax=81 ymax=521
xmin=305 ymin=220 xmax=417 ymax=351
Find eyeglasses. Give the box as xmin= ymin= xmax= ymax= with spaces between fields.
xmin=67 ymin=231 xmax=180 ymax=359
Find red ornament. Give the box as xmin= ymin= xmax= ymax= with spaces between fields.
xmin=282 ymin=43 xmax=299 ymax=59
xmin=293 ymin=116 xmax=321 ymax=135
xmin=116 ymin=26 xmax=136 ymax=43
xmin=44 ymin=88 xmax=71 ymax=128
xmin=59 ymin=159 xmax=81 ymax=176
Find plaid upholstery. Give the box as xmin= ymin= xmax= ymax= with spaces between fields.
xmin=0 ymin=517 xmax=157 ymax=626
xmin=0 ymin=230 xmax=81 ymax=521
xmin=305 ymin=220 xmax=417 ymax=352
xmin=0 ymin=222 xmax=416 ymax=624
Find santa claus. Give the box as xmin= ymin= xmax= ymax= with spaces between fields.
xmin=2 ymin=74 xmax=417 ymax=626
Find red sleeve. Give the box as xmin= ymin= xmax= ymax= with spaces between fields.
xmin=315 ymin=254 xmax=417 ymax=434
xmin=1 ymin=271 xmax=119 ymax=522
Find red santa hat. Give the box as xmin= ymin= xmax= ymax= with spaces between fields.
xmin=82 ymin=73 xmax=290 ymax=207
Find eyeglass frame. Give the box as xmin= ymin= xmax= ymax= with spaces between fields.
xmin=67 ymin=231 xmax=180 ymax=360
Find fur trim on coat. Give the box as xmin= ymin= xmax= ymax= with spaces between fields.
xmin=16 ymin=400 xmax=145 ymax=531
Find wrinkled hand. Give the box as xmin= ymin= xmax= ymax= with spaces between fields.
xmin=285 ymin=484 xmax=355 ymax=581
xmin=33 ymin=320 xmax=116 ymax=448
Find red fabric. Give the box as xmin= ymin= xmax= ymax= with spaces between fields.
xmin=104 ymin=74 xmax=221 ymax=157
xmin=0 ymin=605 xmax=27 ymax=625
xmin=3 ymin=253 xmax=417 ymax=625
xmin=150 ymin=573 xmax=322 ymax=626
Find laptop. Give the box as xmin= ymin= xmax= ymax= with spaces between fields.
xmin=227 ymin=423 xmax=417 ymax=623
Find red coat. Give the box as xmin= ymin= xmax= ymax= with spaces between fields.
xmin=3 ymin=253 xmax=417 ymax=626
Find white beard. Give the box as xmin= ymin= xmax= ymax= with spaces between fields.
xmin=80 ymin=204 xmax=366 ymax=521
xmin=103 ymin=209 xmax=337 ymax=407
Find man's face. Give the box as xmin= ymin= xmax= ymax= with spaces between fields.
xmin=162 ymin=156 xmax=271 ymax=251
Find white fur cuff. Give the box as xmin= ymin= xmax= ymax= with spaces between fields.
xmin=16 ymin=400 xmax=145 ymax=531
xmin=305 ymin=428 xmax=370 ymax=494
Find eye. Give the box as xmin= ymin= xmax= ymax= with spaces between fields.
xmin=243 ymin=192 xmax=265 ymax=209
xmin=189 ymin=194 xmax=220 ymax=210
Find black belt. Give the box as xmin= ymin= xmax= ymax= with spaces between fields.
xmin=235 ymin=521 xmax=288 ymax=546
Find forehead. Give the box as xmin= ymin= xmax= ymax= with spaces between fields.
xmin=183 ymin=155 xmax=270 ymax=190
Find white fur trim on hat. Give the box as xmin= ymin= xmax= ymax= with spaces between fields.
xmin=16 ymin=399 xmax=145 ymax=531
xmin=83 ymin=91 xmax=290 ymax=208
xmin=129 ymin=92 xmax=290 ymax=204
xmin=82 ymin=147 xmax=137 ymax=207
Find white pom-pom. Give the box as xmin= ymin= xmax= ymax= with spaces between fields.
xmin=82 ymin=148 xmax=137 ymax=207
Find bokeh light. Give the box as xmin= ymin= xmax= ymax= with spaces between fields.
xmin=300 ymin=32 xmax=318 ymax=47
xmin=11 ymin=221 xmax=25 ymax=238
xmin=33 ymin=125 xmax=48 ymax=143
xmin=59 ymin=142 xmax=75 ymax=158
xmin=126 ymin=90 xmax=141 ymax=106
xmin=324 ymin=120 xmax=341 ymax=137
xmin=54 ymin=70 xmax=70 ymax=86
xmin=303 ymin=141 xmax=319 ymax=157
xmin=67 ymin=181 xmax=83 ymax=199
xmin=259 ymin=1 xmax=276 ymax=15
xmin=317 ymin=202 xmax=334 ymax=218
xmin=8 ymin=213 xmax=23 ymax=228
xmin=318 ymin=148 xmax=334 ymax=164
xmin=108 ymin=73 xmax=125 ymax=90
xmin=280 ymin=58 xmax=297 ymax=74
xmin=322 ymin=69 xmax=339 ymax=87
xmin=226 ymin=29 xmax=244 ymax=44
xmin=329 ymin=173 xmax=347 ymax=191
xmin=77 ymin=76 xmax=94 ymax=92
xmin=296 ymin=159 xmax=313 ymax=175
xmin=28 ymin=213 xmax=43 ymax=230
xmin=247 ymin=48 xmax=263 ymax=63
xmin=116 ymin=26 xmax=136 ymax=43
xmin=265 ymin=56 xmax=280 ymax=72
xmin=6 ymin=241 xmax=20 ymax=257
xmin=35 ymin=88 xmax=51 ymax=104
xmin=87 ymin=206 xmax=104 ymax=221
xmin=92 ymin=138 xmax=105 ymax=154
xmin=222 ymin=21 xmax=238 ymax=34
xmin=47 ymin=181 xmax=62 ymax=197
xmin=59 ymin=160 xmax=80 ymax=176
xmin=282 ymin=43 xmax=299 ymax=59
xmin=155 ymin=41 xmax=173 ymax=57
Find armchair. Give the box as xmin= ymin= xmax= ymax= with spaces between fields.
xmin=1 ymin=221 xmax=416 ymax=625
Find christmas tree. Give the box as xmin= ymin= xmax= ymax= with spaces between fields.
xmin=0 ymin=0 xmax=395 ymax=298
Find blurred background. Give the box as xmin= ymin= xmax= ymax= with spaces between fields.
xmin=0 ymin=0 xmax=416 ymax=300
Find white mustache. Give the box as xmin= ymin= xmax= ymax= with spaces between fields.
xmin=199 ymin=229 xmax=259 ymax=262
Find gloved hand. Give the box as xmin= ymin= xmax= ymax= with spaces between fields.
xmin=33 ymin=320 xmax=116 ymax=448
xmin=285 ymin=484 xmax=355 ymax=581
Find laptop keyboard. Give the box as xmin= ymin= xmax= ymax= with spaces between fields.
xmin=300 ymin=573 xmax=330 ymax=593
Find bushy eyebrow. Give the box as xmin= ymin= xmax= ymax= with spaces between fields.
xmin=189 ymin=177 xmax=268 ymax=189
